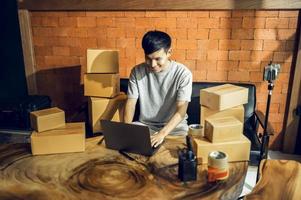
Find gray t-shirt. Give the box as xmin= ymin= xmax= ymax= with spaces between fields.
xmin=127 ymin=60 xmax=192 ymax=133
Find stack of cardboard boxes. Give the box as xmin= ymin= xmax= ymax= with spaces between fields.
xmin=30 ymin=107 xmax=85 ymax=155
xmin=84 ymin=49 xmax=126 ymax=133
xmin=192 ymin=84 xmax=251 ymax=164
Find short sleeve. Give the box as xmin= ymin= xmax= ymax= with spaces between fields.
xmin=127 ymin=68 xmax=139 ymax=99
xmin=177 ymin=70 xmax=192 ymax=102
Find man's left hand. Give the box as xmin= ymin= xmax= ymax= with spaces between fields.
xmin=150 ymin=131 xmax=167 ymax=148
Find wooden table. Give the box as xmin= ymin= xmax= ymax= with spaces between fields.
xmin=0 ymin=136 xmax=248 ymax=200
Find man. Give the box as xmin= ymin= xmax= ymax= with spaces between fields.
xmin=123 ymin=30 xmax=192 ymax=148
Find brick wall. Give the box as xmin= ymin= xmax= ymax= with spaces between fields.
xmin=30 ymin=10 xmax=298 ymax=149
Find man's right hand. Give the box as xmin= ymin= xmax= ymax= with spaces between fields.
xmin=123 ymin=98 xmax=137 ymax=123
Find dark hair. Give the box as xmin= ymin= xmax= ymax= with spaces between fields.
xmin=142 ymin=30 xmax=171 ymax=55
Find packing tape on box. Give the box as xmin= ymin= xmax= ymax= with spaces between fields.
xmin=207 ymin=151 xmax=229 ymax=182
xmin=188 ymin=124 xmax=203 ymax=137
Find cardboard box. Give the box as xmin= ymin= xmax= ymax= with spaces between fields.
xmin=88 ymin=93 xmax=127 ymax=133
xmin=192 ymin=135 xmax=250 ymax=164
xmin=200 ymin=84 xmax=248 ymax=111
xmin=84 ymin=73 xmax=120 ymax=98
xmin=204 ymin=117 xmax=243 ymax=143
xmin=200 ymin=105 xmax=244 ymax=135
xmin=31 ymin=122 xmax=85 ymax=155
xmin=30 ymin=107 xmax=65 ymax=132
xmin=87 ymin=49 xmax=119 ymax=73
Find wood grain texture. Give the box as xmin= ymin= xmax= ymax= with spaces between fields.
xmin=18 ymin=0 xmax=301 ymax=10
xmin=0 ymin=136 xmax=248 ymax=200
xmin=245 ymin=159 xmax=301 ymax=200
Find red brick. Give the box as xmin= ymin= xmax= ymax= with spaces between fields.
xmin=228 ymin=71 xmax=250 ymax=82
xmin=32 ymin=27 xmax=53 ymax=37
xmin=182 ymin=60 xmax=196 ymax=71
xmin=134 ymin=28 xmax=148 ymax=38
xmin=171 ymin=49 xmax=186 ymax=60
xmin=31 ymin=17 xmax=43 ymax=26
xmin=192 ymin=70 xmax=207 ymax=81
xmin=153 ymin=18 xmax=176 ymax=28
xmin=67 ymin=12 xmax=86 ymax=17
xmin=239 ymin=61 xmax=261 ymax=71
xmin=166 ymin=28 xmax=187 ymax=39
xmin=58 ymin=17 xmax=77 ymax=27
xmin=97 ymin=38 xmax=116 ymax=48
xmin=44 ymin=56 xmax=80 ymax=67
xmin=251 ymin=50 xmax=273 ymax=61
xmin=187 ymin=11 xmax=209 ymax=18
xmin=115 ymin=17 xmax=136 ymax=28
xmin=96 ymin=18 xmax=115 ymax=27
xmin=69 ymin=28 xmax=88 ymax=37
xmin=257 ymin=103 xmax=280 ymax=113
xmin=32 ymin=11 xmax=67 ymax=17
xmin=77 ymin=17 xmax=96 ymax=27
xmin=269 ymin=113 xmax=284 ymax=123
xmin=254 ymin=29 xmax=277 ymax=40
xmin=53 ymin=46 xmax=70 ymax=56
xmin=279 ymin=11 xmax=299 ymax=18
xmin=209 ymin=29 xmax=231 ymax=39
xmin=198 ymin=18 xmax=219 ymax=28
xmin=273 ymin=52 xmax=292 ymax=62
xmin=209 ymin=11 xmax=231 ymax=18
xmin=242 ymin=17 xmax=265 ymax=28
xmin=219 ymin=40 xmax=241 ymax=50
xmin=177 ymin=18 xmax=197 ymax=28
xmin=207 ymin=50 xmax=218 ymax=61
xmin=281 ymin=83 xmax=289 ymax=94
xmin=125 ymin=47 xmax=137 ymax=58
xmin=176 ymin=39 xmax=197 ymax=49
xmin=107 ymin=28 xmax=126 ymax=38
xmin=289 ymin=18 xmax=298 ymax=29
xmin=281 ymin=62 xmax=293 ymax=73
xmin=197 ymin=40 xmax=218 ymax=50
xmin=250 ymin=71 xmax=264 ymax=82
xmin=186 ymin=50 xmax=206 ymax=60
xmin=35 ymin=56 xmax=46 ymax=69
xmin=277 ymin=73 xmax=290 ymax=83
xmin=40 ymin=17 xmax=59 ymax=27
xmin=207 ymin=70 xmax=227 ymax=81
xmin=231 ymin=29 xmax=254 ymax=39
xmin=145 ymin=11 xmax=166 ymax=17
xmin=217 ymin=51 xmax=229 ymax=60
xmin=255 ymin=11 xmax=279 ymax=17
xmin=187 ymin=29 xmax=209 ymax=39
xmin=34 ymin=46 xmax=53 ymax=56
xmin=220 ymin=18 xmax=242 ymax=28
xmin=266 ymin=18 xmax=289 ymax=29
xmin=69 ymin=47 xmax=84 ymax=56
xmin=124 ymin=11 xmax=145 ymax=17
xmin=217 ymin=61 xmax=239 ymax=71
xmin=232 ymin=10 xmax=255 ymax=17
xmin=76 ymin=38 xmax=97 ymax=48
xmin=263 ymin=40 xmax=286 ymax=51
xmin=87 ymin=28 xmax=107 ymax=38
xmin=135 ymin=18 xmax=152 ymax=28
xmin=241 ymin=40 xmax=263 ymax=50
xmin=285 ymin=41 xmax=295 ymax=51
xmin=86 ymin=12 xmax=124 ymax=17
xmin=196 ymin=60 xmax=217 ymax=70
xmin=229 ymin=50 xmax=251 ymax=61
xmin=116 ymin=38 xmax=136 ymax=48
xmin=166 ymin=11 xmax=187 ymax=17
xmin=277 ymin=29 xmax=296 ymax=40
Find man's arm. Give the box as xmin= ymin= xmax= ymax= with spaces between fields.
xmin=123 ymin=98 xmax=138 ymax=123
xmin=151 ymin=100 xmax=189 ymax=147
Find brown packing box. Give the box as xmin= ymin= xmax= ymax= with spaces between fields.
xmin=192 ymin=135 xmax=250 ymax=164
xmin=30 ymin=107 xmax=65 ymax=132
xmin=204 ymin=117 xmax=243 ymax=143
xmin=87 ymin=49 xmax=119 ymax=73
xmin=31 ymin=122 xmax=85 ymax=155
xmin=88 ymin=93 xmax=127 ymax=133
xmin=200 ymin=84 xmax=248 ymax=111
xmin=84 ymin=73 xmax=120 ymax=98
xmin=200 ymin=105 xmax=244 ymax=135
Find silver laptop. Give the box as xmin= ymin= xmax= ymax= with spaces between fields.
xmin=100 ymin=120 xmax=160 ymax=156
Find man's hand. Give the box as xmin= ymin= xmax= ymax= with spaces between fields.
xmin=150 ymin=131 xmax=167 ymax=148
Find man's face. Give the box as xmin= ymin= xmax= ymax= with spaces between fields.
xmin=145 ymin=48 xmax=171 ymax=73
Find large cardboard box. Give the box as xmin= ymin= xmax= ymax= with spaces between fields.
xmin=30 ymin=107 xmax=65 ymax=132
xmin=200 ymin=84 xmax=248 ymax=111
xmin=89 ymin=93 xmax=127 ymax=133
xmin=204 ymin=117 xmax=243 ymax=143
xmin=84 ymin=73 xmax=120 ymax=98
xmin=192 ymin=135 xmax=250 ymax=164
xmin=31 ymin=122 xmax=85 ymax=155
xmin=200 ymin=105 xmax=244 ymax=135
xmin=87 ymin=49 xmax=119 ymax=73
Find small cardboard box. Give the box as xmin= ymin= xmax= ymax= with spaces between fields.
xmin=31 ymin=122 xmax=85 ymax=155
xmin=84 ymin=73 xmax=120 ymax=98
xmin=204 ymin=117 xmax=243 ymax=143
xmin=88 ymin=93 xmax=127 ymax=133
xmin=200 ymin=105 xmax=244 ymax=135
xmin=200 ymin=84 xmax=248 ymax=111
xmin=87 ymin=49 xmax=119 ymax=73
xmin=192 ymin=135 xmax=250 ymax=164
xmin=30 ymin=107 xmax=65 ymax=132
